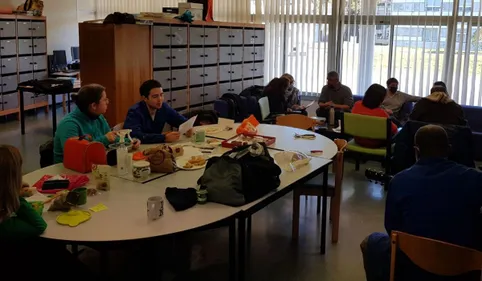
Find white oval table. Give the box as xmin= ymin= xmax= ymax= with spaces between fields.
xmin=23 ymin=124 xmax=337 ymax=280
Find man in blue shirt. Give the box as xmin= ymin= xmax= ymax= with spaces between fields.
xmin=124 ymin=80 xmax=192 ymax=144
xmin=361 ymin=125 xmax=482 ymax=281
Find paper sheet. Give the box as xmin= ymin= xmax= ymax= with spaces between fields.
xmin=89 ymin=203 xmax=108 ymax=213
xmin=179 ymin=115 xmax=197 ymax=135
xmin=305 ymin=100 xmax=315 ymax=108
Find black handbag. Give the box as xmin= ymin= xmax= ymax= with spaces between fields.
xmin=198 ymin=143 xmax=281 ymax=206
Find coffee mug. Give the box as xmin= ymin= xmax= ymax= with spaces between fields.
xmin=133 ymin=160 xmax=151 ymax=181
xmin=147 ymin=196 xmax=163 ymax=221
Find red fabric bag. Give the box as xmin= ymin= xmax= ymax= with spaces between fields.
xmin=63 ymin=136 xmax=107 ymax=173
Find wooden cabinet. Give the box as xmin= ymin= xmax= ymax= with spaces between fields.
xmin=0 ymin=15 xmax=48 ymax=117
xmin=79 ymin=22 xmax=151 ymax=127
xmin=80 ymin=19 xmax=265 ymax=125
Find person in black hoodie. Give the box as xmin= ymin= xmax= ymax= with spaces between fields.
xmin=263 ymin=77 xmax=290 ymax=114
xmin=409 ymin=85 xmax=466 ymax=126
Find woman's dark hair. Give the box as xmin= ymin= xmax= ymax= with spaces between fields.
xmin=386 ymin=77 xmax=399 ymax=86
xmin=264 ymin=78 xmax=289 ymax=97
xmin=362 ymin=84 xmax=387 ymax=109
xmin=74 ymin=84 xmax=105 ymax=113
xmin=140 ymin=79 xmax=162 ymax=98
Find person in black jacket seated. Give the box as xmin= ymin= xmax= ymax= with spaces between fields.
xmin=409 ymin=84 xmax=465 ymax=126
xmin=263 ymin=77 xmax=290 ymax=115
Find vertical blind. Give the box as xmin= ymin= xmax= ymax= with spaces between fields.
xmin=92 ymin=0 xmax=482 ymax=106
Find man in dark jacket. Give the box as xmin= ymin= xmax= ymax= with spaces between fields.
xmin=361 ymin=125 xmax=482 ymax=281
xmin=124 ymin=80 xmax=193 ymax=144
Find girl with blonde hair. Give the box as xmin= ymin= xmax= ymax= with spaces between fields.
xmin=280 ymin=73 xmax=306 ymax=112
xmin=0 ymin=145 xmax=47 ymax=238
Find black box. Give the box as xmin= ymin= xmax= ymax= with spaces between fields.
xmin=163 ymin=7 xmax=179 ymax=14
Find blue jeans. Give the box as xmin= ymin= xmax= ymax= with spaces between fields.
xmin=361 ymin=232 xmax=391 ymax=281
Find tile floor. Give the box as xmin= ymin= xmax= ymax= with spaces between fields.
xmin=1 ymin=105 xmax=388 ymax=281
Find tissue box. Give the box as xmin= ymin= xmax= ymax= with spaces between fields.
xmin=178 ymin=3 xmax=203 ymax=20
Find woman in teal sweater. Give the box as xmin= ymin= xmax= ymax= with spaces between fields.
xmin=53 ymin=84 xmax=140 ymax=164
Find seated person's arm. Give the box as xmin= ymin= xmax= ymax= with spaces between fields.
xmin=332 ymin=89 xmax=353 ymax=110
xmin=1 ymin=198 xmax=47 ymax=239
xmin=404 ymin=93 xmax=421 ymax=103
xmin=124 ymin=110 xmax=166 ymax=144
xmin=166 ymin=106 xmax=188 ymax=128
xmin=318 ymin=87 xmax=331 ymax=107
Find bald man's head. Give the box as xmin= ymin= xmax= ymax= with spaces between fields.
xmin=414 ymin=125 xmax=450 ymax=158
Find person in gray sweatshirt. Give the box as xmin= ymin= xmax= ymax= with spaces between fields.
xmin=382 ymin=78 xmax=421 ymax=124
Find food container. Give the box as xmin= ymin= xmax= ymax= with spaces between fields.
xmin=133 ymin=161 xmax=151 ymax=181
xmin=221 ymin=134 xmax=276 ymax=148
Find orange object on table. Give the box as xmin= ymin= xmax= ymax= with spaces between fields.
xmin=236 ymin=115 xmax=259 ymax=135
xmin=133 ymin=151 xmax=147 ymax=161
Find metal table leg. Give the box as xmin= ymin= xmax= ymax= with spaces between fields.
xmin=67 ymin=92 xmax=71 ymax=112
xmin=238 ymin=215 xmax=246 ymax=281
xmin=229 ymin=218 xmax=236 ymax=281
xmin=320 ymin=165 xmax=329 ymax=255
xmin=19 ymin=89 xmax=25 ymax=135
xmin=51 ymin=93 xmax=57 ymax=136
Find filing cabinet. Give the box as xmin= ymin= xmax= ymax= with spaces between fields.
xmin=151 ymin=21 xmax=264 ymax=111
xmin=0 ymin=16 xmax=48 ymax=116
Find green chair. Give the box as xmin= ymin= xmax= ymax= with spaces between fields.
xmin=341 ymin=113 xmax=393 ymax=185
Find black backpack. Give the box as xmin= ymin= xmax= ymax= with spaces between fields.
xmin=184 ymin=109 xmax=219 ymax=126
xmin=240 ymin=85 xmax=265 ymax=101
xmin=220 ymin=93 xmax=247 ymax=122
xmin=103 ymin=12 xmax=136 ymax=24
xmin=198 ymin=143 xmax=281 ymax=206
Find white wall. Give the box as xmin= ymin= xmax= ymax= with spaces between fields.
xmin=0 ymin=0 xmax=95 ymax=62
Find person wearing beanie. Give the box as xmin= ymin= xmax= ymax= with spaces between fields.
xmin=409 ymin=85 xmax=466 ymax=126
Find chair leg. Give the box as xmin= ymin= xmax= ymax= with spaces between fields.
xmin=329 ymin=197 xmax=334 ymax=222
xmin=331 ymin=196 xmax=341 ymax=244
xmin=292 ymin=188 xmax=301 ymax=241
xmin=316 ymin=196 xmax=321 ymax=214
xmin=355 ymin=158 xmax=360 ymax=171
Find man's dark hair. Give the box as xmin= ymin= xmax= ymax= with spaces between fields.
xmin=140 ymin=79 xmax=162 ymax=98
xmin=362 ymin=84 xmax=387 ymax=109
xmin=415 ymin=125 xmax=450 ymax=158
xmin=74 ymin=84 xmax=105 ymax=113
xmin=386 ymin=78 xmax=399 ymax=86
xmin=433 ymin=81 xmax=447 ymax=89
xmin=327 ymin=71 xmax=339 ymax=79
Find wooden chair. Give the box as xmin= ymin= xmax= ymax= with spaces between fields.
xmin=112 ymin=122 xmax=124 ymax=131
xmin=292 ymin=138 xmax=347 ymax=244
xmin=276 ymin=114 xmax=316 ymax=131
xmin=390 ymin=231 xmax=482 ymax=281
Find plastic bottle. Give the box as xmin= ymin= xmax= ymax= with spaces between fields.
xmin=329 ymin=106 xmax=335 ymax=126
xmin=116 ymin=137 xmax=129 ymax=176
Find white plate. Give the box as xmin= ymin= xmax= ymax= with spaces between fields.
xmin=204 ymin=126 xmax=223 ymax=135
xmin=175 ymin=146 xmax=208 ymax=170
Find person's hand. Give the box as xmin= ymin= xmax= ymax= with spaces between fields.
xmin=105 ymin=131 xmax=117 ymax=143
xmin=22 ymin=181 xmax=29 ymax=188
xmin=165 ymin=131 xmax=181 ymax=143
xmin=287 ymin=108 xmax=293 ymax=112
xmin=131 ymin=139 xmax=141 ymax=150
xmin=385 ymin=109 xmax=393 ymax=115
xmin=185 ymin=128 xmax=194 ymax=138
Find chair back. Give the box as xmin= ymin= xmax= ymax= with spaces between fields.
xmin=342 ymin=113 xmax=390 ymax=140
xmin=258 ymin=97 xmax=270 ymax=120
xmin=390 ymin=231 xmax=482 ymax=281
xmin=112 ymin=122 xmax=124 ymax=131
xmin=276 ymin=114 xmax=316 ymax=130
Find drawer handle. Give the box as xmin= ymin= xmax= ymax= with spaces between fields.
xmin=166 ymin=56 xmax=171 ymax=59
xmin=172 ymin=78 xmax=177 ymax=81
xmin=172 ymin=99 xmax=177 ymax=102
xmin=166 ymin=34 xmax=172 ymax=37
xmin=167 ymin=78 xmax=171 ymax=81
xmin=172 ymin=56 xmax=176 ymax=59
xmin=1 ymin=47 xmax=4 ymax=49
xmin=0 ymin=28 xmax=3 ymax=30
xmin=2 ymin=83 xmax=6 ymax=86
xmin=1 ymin=65 xmax=5 ymax=68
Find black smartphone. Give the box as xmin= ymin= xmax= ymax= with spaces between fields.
xmin=42 ymin=179 xmax=70 ymax=190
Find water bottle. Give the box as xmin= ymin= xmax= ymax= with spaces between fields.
xmin=116 ymin=140 xmax=129 ymax=176
xmin=329 ymin=106 xmax=335 ymax=126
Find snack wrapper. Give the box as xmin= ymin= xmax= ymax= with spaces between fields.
xmin=236 ymin=115 xmax=259 ymax=135
xmin=274 ymin=151 xmax=311 ymax=172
